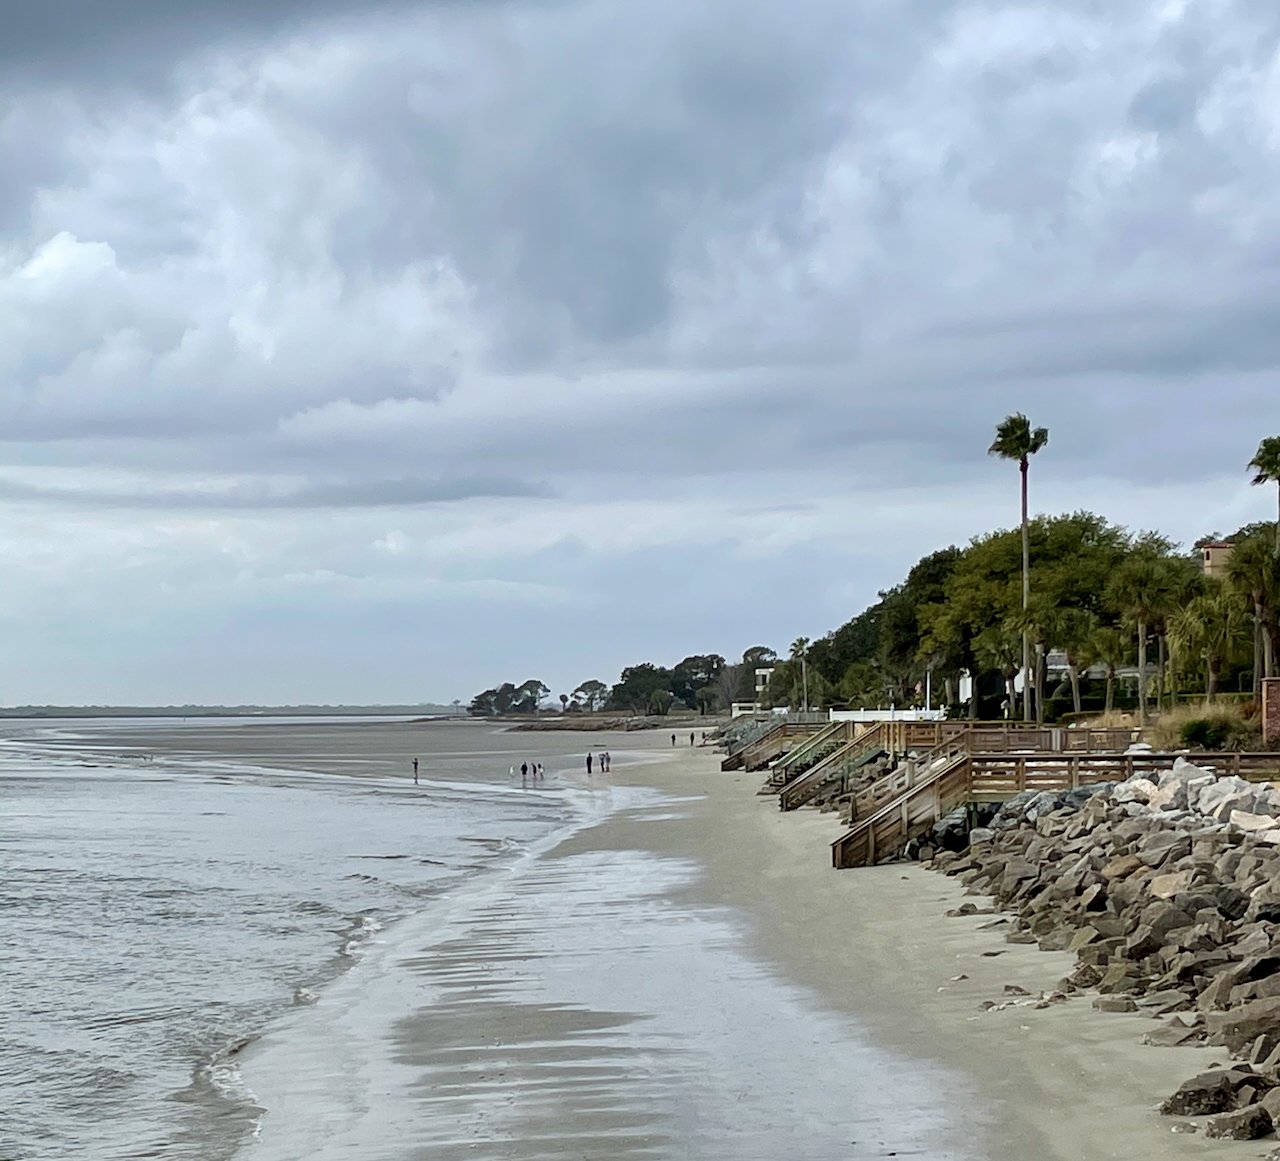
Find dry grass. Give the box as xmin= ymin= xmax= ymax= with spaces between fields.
xmin=1147 ymin=701 xmax=1254 ymax=751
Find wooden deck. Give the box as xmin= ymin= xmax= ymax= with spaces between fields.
xmin=830 ymin=750 xmax=1280 ymax=869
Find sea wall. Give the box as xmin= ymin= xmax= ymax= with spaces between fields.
xmin=931 ymin=758 xmax=1280 ymax=1143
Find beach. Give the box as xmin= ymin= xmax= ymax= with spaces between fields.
xmin=237 ymin=725 xmax=1259 ymax=1160
xmin=5 ymin=717 xmax=1264 ymax=1160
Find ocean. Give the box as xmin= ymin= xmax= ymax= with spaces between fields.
xmin=0 ymin=718 xmax=593 ymax=1161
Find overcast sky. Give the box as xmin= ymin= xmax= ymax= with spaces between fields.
xmin=2 ymin=0 xmax=1278 ymax=705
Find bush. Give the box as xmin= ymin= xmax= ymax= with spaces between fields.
xmin=1177 ymin=713 xmax=1255 ymax=752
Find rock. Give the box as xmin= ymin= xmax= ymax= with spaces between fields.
xmin=1207 ymin=996 xmax=1280 ymax=1055
xmin=1261 ymin=1087 xmax=1280 ymax=1122
xmin=1114 ymin=778 xmax=1157 ymax=805
xmin=1093 ymin=995 xmax=1138 ymax=1013
xmin=1149 ymin=870 xmax=1193 ymax=900
xmin=1101 ymin=854 xmax=1144 ymax=881
xmin=1136 ymin=831 xmax=1192 ymax=868
xmin=1231 ymin=810 xmax=1280 ymax=832
xmin=968 ymin=827 xmax=995 ymax=845
xmin=1203 ymin=1104 xmax=1273 ymax=1140
xmin=1143 ymin=1022 xmax=1205 ymax=1047
xmin=1160 ymin=1069 xmax=1259 ymax=1116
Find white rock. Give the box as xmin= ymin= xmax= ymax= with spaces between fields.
xmin=1114 ymin=778 xmax=1158 ymax=805
xmin=1147 ymin=781 xmax=1188 ymax=812
xmin=1197 ymin=776 xmax=1256 ymax=822
xmin=1126 ymin=742 xmax=1154 ymax=754
xmin=1229 ymin=810 xmax=1279 ymax=832
xmin=1255 ymin=829 xmax=1280 ymax=845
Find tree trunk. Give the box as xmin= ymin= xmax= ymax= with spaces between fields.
xmin=1255 ymin=604 xmax=1264 ymax=696
xmin=1207 ymin=658 xmax=1219 ymax=704
xmin=1035 ymin=644 xmax=1046 ymax=725
xmin=1005 ymin=673 xmax=1017 ymax=717
xmin=1157 ymin=634 xmax=1167 ymax=713
xmin=1068 ymin=665 xmax=1082 ymax=714
xmin=1020 ymin=457 xmax=1031 ymax=722
xmin=1105 ymin=667 xmax=1116 ymax=713
xmin=1137 ymin=619 xmax=1149 ymax=725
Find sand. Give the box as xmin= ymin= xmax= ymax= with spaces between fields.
xmin=238 ymin=726 xmax=1268 ymax=1159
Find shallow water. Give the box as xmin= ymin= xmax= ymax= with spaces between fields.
xmin=0 ymin=719 xmax=589 ymax=1161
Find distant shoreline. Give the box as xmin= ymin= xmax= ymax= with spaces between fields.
xmin=0 ymin=705 xmax=462 ymax=720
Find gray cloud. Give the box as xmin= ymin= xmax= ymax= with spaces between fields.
xmin=3 ymin=0 xmax=1280 ymax=701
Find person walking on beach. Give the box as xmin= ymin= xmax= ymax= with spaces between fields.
xmin=671 ymin=733 xmax=676 ymax=747
xmin=412 ymin=757 xmax=419 ymax=785
xmin=689 ymin=732 xmax=695 ymax=747
xmin=602 ymin=751 xmax=610 ymax=772
xmin=586 ymin=752 xmax=593 ymax=775
xmin=520 ymin=761 xmax=528 ymax=784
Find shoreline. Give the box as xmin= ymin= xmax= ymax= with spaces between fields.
xmin=575 ymin=740 xmax=1262 ymax=1159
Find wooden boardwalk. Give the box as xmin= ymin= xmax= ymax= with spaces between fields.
xmin=830 ymin=748 xmax=1280 ymax=869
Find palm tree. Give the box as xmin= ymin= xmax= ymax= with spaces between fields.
xmin=1227 ymin=533 xmax=1280 ymax=684
xmin=989 ymin=413 xmax=1049 ymax=721
xmin=790 ymin=637 xmax=811 ymax=713
xmin=974 ymin=625 xmax=1022 ymax=719
xmin=1045 ymin=607 xmax=1097 ymax=715
xmin=1168 ymin=589 xmax=1251 ymax=703
xmin=1106 ymin=556 xmax=1167 ymax=724
xmin=1081 ymin=625 xmax=1129 ymax=713
xmin=1249 ymin=436 xmax=1280 ymax=558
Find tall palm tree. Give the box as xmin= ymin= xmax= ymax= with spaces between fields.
xmin=790 ymin=637 xmax=811 ymax=713
xmin=989 ymin=413 xmax=1049 ymax=721
xmin=1106 ymin=555 xmax=1167 ymax=724
xmin=1249 ymin=436 xmax=1280 ymax=558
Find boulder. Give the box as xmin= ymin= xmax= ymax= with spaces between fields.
xmin=1203 ymin=1104 xmax=1273 ymax=1140
xmin=1231 ymin=810 xmax=1280 ymax=832
xmin=1114 ymin=778 xmax=1157 ymax=805
xmin=1149 ymin=870 xmax=1193 ymax=900
xmin=1092 ymin=995 xmax=1138 ymax=1013
xmin=1160 ymin=1069 xmax=1259 ymax=1116
xmin=1207 ymin=996 xmax=1280 ymax=1055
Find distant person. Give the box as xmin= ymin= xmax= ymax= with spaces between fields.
xmin=603 ymin=751 xmax=610 ymax=772
xmin=509 ymin=764 xmax=515 ymax=777
xmin=412 ymin=757 xmax=419 ymax=785
xmin=586 ymin=753 xmax=593 ymax=775
xmin=536 ymin=762 xmax=545 ymax=780
xmin=671 ymin=733 xmax=676 ymax=747
xmin=521 ymin=761 xmax=528 ymax=780
xmin=690 ymin=732 xmax=695 ymax=747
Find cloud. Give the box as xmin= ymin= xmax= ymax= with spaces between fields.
xmin=2 ymin=0 xmax=1280 ymax=701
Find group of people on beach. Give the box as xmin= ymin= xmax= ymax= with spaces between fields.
xmin=586 ymin=751 xmax=610 ymax=774
xmin=672 ymin=732 xmax=704 ymax=747
xmin=515 ymin=761 xmax=544 ymax=783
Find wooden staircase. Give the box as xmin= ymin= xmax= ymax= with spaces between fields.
xmin=778 ymin=724 xmax=890 ymax=811
xmin=761 ymin=721 xmax=850 ymax=791
xmin=722 ymin=721 xmax=825 ymax=773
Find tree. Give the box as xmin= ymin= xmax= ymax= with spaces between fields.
xmin=790 ymin=637 xmax=811 ymax=712
xmin=573 ymin=680 xmax=608 ymax=712
xmin=610 ymin=664 xmax=673 ymax=715
xmin=514 ymin=680 xmax=549 ymax=714
xmin=694 ymin=687 xmax=718 ymax=715
xmin=1044 ymin=606 xmax=1097 ymax=715
xmin=714 ymin=664 xmax=742 ymax=712
xmin=973 ymin=624 xmax=1022 ymax=718
xmin=988 ymin=413 xmax=1049 ymax=721
xmin=1081 ymin=626 xmax=1129 ymax=713
xmin=1106 ymin=555 xmax=1168 ymax=724
xmin=559 ymin=693 xmax=569 ymax=713
xmin=648 ymin=689 xmax=676 ymax=716
xmin=670 ymin=654 xmax=725 ymax=707
xmin=1227 ymin=533 xmax=1280 ymax=684
xmin=1249 ymin=436 xmax=1280 ymax=558
xmin=1168 ymin=589 xmax=1250 ymax=703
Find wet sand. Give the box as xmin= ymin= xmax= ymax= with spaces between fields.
xmin=240 ymin=728 xmax=1263 ymax=1159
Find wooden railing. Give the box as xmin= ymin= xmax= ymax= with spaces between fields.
xmin=766 ymin=721 xmax=851 ymax=785
xmin=732 ymin=722 xmax=825 ymax=773
xmin=831 ymin=750 xmax=1280 ymax=869
xmin=779 ymin=725 xmax=891 ymax=811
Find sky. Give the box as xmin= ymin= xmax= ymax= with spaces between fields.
xmin=2 ymin=0 xmax=1279 ymax=705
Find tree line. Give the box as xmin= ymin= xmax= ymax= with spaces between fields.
xmin=468 ymin=647 xmax=781 ymax=718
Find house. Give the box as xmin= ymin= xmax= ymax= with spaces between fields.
xmin=1200 ymin=541 xmax=1235 ymax=580
xmin=754 ymin=666 xmax=776 ymax=694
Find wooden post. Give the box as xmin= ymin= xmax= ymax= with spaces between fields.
xmin=1264 ymin=678 xmax=1280 ymax=747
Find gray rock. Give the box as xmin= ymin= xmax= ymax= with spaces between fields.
xmin=1203 ymin=1104 xmax=1273 ymax=1140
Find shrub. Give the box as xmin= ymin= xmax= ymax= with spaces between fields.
xmin=1177 ymin=713 xmax=1255 ymax=752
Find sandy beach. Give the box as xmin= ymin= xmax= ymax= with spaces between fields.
xmin=230 ymin=725 xmax=1267 ymax=1160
